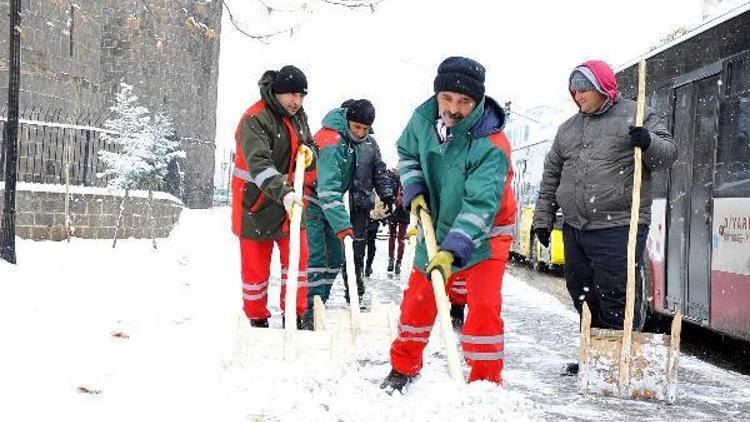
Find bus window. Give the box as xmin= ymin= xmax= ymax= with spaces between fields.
xmin=716 ymin=95 xmax=750 ymax=197
xmin=650 ymin=86 xmax=671 ymax=199
xmin=729 ymin=56 xmax=750 ymax=96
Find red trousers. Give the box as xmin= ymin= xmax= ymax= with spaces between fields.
xmin=390 ymin=237 xmax=511 ymax=383
xmin=240 ymin=230 xmax=309 ymax=320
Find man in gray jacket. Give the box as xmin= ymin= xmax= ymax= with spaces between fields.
xmin=532 ymin=60 xmax=676 ymax=375
xmin=340 ymin=99 xmax=394 ymax=298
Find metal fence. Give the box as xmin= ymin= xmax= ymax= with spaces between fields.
xmin=0 ymin=107 xmax=118 ymax=187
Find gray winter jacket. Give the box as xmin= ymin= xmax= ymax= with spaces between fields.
xmin=533 ymin=98 xmax=676 ymax=231
xmin=349 ymin=135 xmax=393 ymax=211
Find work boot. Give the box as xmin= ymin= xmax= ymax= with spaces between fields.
xmin=387 ymin=258 xmax=395 ymax=272
xmin=380 ymin=368 xmax=415 ymax=395
xmin=249 ymin=318 xmax=269 ymax=328
xmin=281 ymin=314 xmax=304 ymax=330
xmin=394 ymin=260 xmax=402 ymax=275
xmin=561 ymin=362 xmax=579 ymax=376
xmin=450 ymin=304 xmax=465 ymax=331
xmin=299 ymin=314 xmax=314 ymax=331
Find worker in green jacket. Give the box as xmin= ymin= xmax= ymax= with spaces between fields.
xmin=304 ymin=99 xmax=393 ymax=324
xmin=381 ymin=56 xmax=517 ymax=394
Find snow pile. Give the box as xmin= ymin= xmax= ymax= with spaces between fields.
xmin=2 ymin=207 xmax=750 ymax=421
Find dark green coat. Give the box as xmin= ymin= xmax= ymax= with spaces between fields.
xmin=232 ymin=70 xmax=316 ymax=240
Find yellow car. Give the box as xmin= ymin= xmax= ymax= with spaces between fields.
xmin=512 ymin=207 xmax=564 ymax=271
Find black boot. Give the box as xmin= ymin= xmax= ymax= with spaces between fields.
xmin=450 ymin=304 xmax=465 ymax=331
xmin=561 ymin=362 xmax=579 ymax=376
xmin=394 ymin=260 xmax=402 ymax=275
xmin=380 ymin=368 xmax=415 ymax=395
xmin=387 ymin=258 xmax=394 ymax=272
xmin=281 ymin=315 xmax=305 ymax=330
xmin=365 ymin=263 xmax=373 ymax=277
xmin=299 ymin=314 xmax=315 ymax=331
xmin=250 ymin=318 xmax=269 ymax=328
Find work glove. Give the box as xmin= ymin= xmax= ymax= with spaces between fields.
xmin=533 ymin=227 xmax=551 ymax=248
xmin=405 ymin=225 xmax=418 ymax=238
xmin=382 ymin=197 xmax=394 ymax=213
xmin=336 ymin=228 xmax=354 ymax=240
xmin=298 ymin=145 xmax=314 ymax=169
xmin=425 ymin=250 xmax=454 ymax=282
xmin=628 ymin=126 xmax=651 ymax=151
xmin=282 ymin=191 xmax=302 ymax=220
xmin=410 ymin=194 xmax=429 ymax=216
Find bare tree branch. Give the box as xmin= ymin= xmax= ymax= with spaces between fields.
xmin=222 ymin=0 xmax=309 ymax=42
xmin=222 ymin=0 xmax=384 ymax=42
xmin=256 ymin=0 xmax=310 ymax=14
xmin=319 ymin=0 xmax=383 ymax=9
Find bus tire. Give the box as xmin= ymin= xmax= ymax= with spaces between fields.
xmin=641 ymin=257 xmax=661 ymax=333
xmin=529 ymin=237 xmax=542 ymax=272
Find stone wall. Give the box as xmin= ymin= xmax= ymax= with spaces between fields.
xmin=0 ymin=186 xmax=183 ymax=241
xmin=0 ymin=0 xmax=222 ymax=208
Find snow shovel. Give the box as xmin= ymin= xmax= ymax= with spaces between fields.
xmin=399 ymin=213 xmax=419 ymax=286
xmin=418 ymin=208 xmax=464 ymax=382
xmin=578 ymin=60 xmax=682 ymax=402
xmin=233 ymin=148 xmax=340 ymax=364
xmin=313 ymin=207 xmax=399 ymax=345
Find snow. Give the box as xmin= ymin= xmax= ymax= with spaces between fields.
xmin=13 ymin=182 xmax=183 ymax=204
xmin=2 ymin=208 xmax=750 ymax=421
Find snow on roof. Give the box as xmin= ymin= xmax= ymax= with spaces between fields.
xmin=617 ymin=2 xmax=750 ymax=71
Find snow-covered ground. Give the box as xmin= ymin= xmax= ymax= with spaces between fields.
xmin=2 ymin=207 xmax=749 ymax=421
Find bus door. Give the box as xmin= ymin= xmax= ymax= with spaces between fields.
xmin=712 ymin=51 xmax=750 ymax=338
xmin=667 ymin=71 xmax=721 ymax=322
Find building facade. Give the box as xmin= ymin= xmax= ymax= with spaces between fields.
xmin=0 ymin=0 xmax=222 ymax=208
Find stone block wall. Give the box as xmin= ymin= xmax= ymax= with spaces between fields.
xmin=0 ymin=0 xmax=222 ymax=209
xmin=0 ymin=187 xmax=183 ymax=241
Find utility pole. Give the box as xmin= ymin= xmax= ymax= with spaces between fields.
xmin=1 ymin=0 xmax=22 ymax=264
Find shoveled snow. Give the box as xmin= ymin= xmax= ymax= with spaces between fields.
xmin=1 ymin=207 xmax=749 ymax=421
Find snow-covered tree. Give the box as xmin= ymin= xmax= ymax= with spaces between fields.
xmin=142 ymin=112 xmax=185 ymax=249
xmin=98 ymin=82 xmax=152 ymax=192
xmin=98 ymin=83 xmax=184 ymax=248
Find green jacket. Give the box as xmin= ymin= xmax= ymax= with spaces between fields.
xmin=232 ymin=70 xmax=316 ymax=240
xmin=307 ymin=108 xmax=369 ymax=234
xmin=398 ymin=95 xmax=513 ymax=272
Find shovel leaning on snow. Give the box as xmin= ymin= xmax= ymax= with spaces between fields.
xmin=577 ymin=60 xmax=682 ymax=402
xmin=233 ymin=148 xmax=342 ymax=364
xmin=313 ymin=194 xmax=399 ymax=346
xmin=417 ymin=208 xmax=464 ymax=382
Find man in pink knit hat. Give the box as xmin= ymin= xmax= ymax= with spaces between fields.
xmin=532 ymin=60 xmax=677 ymax=375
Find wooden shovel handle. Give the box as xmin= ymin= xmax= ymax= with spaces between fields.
xmin=417 ymin=208 xmax=464 ymax=382
xmin=283 ymin=149 xmax=307 ymax=360
xmin=618 ymin=59 xmax=647 ymax=393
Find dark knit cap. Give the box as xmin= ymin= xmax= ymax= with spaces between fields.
xmin=345 ymin=99 xmax=376 ymax=126
xmin=340 ymin=99 xmax=356 ymax=108
xmin=433 ymin=56 xmax=486 ymax=103
xmin=271 ymin=65 xmax=308 ymax=95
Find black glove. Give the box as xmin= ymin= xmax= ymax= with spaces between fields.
xmin=628 ymin=126 xmax=651 ymax=151
xmin=533 ymin=227 xmax=551 ymax=248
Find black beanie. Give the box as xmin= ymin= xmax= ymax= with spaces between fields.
xmin=433 ymin=56 xmax=486 ymax=104
xmin=271 ymin=65 xmax=308 ymax=95
xmin=345 ymin=99 xmax=376 ymax=126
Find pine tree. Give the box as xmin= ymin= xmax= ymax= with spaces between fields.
xmin=143 ymin=112 xmax=185 ymax=249
xmin=98 ymin=82 xmax=184 ymax=248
